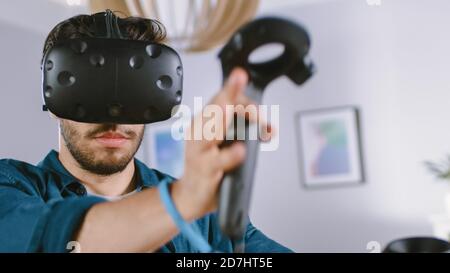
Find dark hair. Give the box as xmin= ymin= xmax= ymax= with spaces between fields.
xmin=42 ymin=12 xmax=166 ymax=62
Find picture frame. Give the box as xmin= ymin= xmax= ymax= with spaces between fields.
xmin=295 ymin=106 xmax=364 ymax=189
xmin=144 ymin=120 xmax=185 ymax=179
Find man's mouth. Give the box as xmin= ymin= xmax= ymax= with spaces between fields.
xmin=94 ymin=131 xmax=130 ymax=148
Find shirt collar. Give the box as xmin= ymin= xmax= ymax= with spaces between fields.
xmin=37 ymin=150 xmax=163 ymax=193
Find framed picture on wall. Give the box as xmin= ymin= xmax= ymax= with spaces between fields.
xmin=145 ymin=121 xmax=185 ymax=179
xmin=295 ymin=106 xmax=364 ymax=188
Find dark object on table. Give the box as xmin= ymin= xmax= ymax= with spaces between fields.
xmin=383 ymin=237 xmax=450 ymax=253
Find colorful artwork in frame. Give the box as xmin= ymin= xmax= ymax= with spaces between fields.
xmin=295 ymin=107 xmax=364 ymax=188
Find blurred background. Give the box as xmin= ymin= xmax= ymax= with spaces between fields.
xmin=1 ymin=0 xmax=450 ymax=252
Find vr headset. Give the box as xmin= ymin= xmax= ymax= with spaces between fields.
xmin=41 ymin=10 xmax=183 ymax=124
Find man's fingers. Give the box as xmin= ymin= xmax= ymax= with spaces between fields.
xmin=259 ymin=122 xmax=276 ymax=142
xmin=186 ymin=68 xmax=249 ymax=149
xmin=220 ymin=68 xmax=249 ymax=106
xmin=218 ymin=142 xmax=246 ymax=172
xmin=185 ymin=68 xmax=278 ymax=148
xmin=217 ymin=68 xmax=249 ymax=137
xmin=206 ymin=68 xmax=248 ymax=111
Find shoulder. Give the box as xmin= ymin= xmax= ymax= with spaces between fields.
xmin=0 ymin=158 xmax=50 ymax=195
xmin=0 ymin=158 xmax=40 ymax=181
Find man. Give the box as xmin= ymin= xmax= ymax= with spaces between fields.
xmin=0 ymin=12 xmax=291 ymax=253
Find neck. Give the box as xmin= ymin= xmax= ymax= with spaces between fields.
xmin=58 ymin=145 xmax=136 ymax=197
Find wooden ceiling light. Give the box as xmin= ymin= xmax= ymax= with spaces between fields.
xmin=89 ymin=0 xmax=260 ymax=52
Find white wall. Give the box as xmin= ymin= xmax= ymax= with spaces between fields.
xmin=1 ymin=0 xmax=450 ymax=252
xmin=0 ymin=21 xmax=58 ymax=163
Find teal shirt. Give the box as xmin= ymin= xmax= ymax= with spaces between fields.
xmin=0 ymin=150 xmax=292 ymax=253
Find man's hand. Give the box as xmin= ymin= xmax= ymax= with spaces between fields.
xmin=172 ymin=68 xmax=270 ymax=221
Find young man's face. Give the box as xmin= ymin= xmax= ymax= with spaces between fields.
xmin=59 ymin=119 xmax=145 ymax=175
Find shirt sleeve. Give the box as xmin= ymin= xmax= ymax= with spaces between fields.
xmin=244 ymin=220 xmax=294 ymax=253
xmin=0 ymin=172 xmax=105 ymax=253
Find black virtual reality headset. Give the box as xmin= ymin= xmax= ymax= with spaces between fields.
xmin=41 ymin=10 xmax=183 ymax=124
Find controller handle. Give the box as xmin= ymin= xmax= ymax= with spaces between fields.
xmin=217 ymin=17 xmax=315 ymax=248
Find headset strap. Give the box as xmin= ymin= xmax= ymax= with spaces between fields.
xmin=93 ymin=9 xmax=124 ymax=39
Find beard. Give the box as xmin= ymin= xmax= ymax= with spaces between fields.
xmin=60 ymin=121 xmax=145 ymax=176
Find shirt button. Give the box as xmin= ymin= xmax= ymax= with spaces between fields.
xmin=75 ymin=187 xmax=87 ymax=196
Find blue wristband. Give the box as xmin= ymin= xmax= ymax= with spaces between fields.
xmin=158 ymin=178 xmax=213 ymax=253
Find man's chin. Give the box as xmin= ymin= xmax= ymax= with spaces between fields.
xmin=94 ymin=149 xmax=130 ymax=161
xmin=84 ymin=153 xmax=134 ymax=175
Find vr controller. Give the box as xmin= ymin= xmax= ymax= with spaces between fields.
xmin=217 ymin=17 xmax=315 ymax=251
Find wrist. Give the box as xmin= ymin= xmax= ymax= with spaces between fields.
xmin=170 ymin=180 xmax=201 ymax=222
